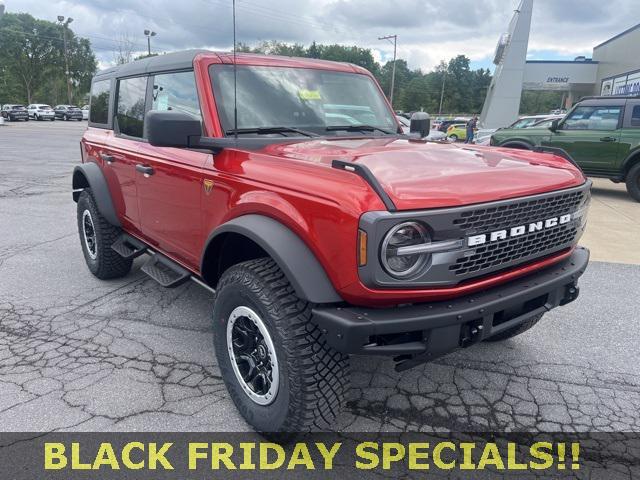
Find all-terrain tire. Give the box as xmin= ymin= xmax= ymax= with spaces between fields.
xmin=76 ymin=189 xmax=133 ymax=279
xmin=484 ymin=313 xmax=544 ymax=342
xmin=213 ymin=258 xmax=349 ymax=433
xmin=625 ymin=163 xmax=640 ymax=202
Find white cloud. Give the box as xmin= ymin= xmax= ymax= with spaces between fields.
xmin=3 ymin=0 xmax=635 ymax=71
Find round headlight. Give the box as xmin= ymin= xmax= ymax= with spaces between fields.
xmin=381 ymin=222 xmax=430 ymax=278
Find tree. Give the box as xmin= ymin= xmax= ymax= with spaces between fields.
xmin=0 ymin=12 xmax=97 ymax=105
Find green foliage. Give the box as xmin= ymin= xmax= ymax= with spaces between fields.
xmin=235 ymin=40 xmax=491 ymax=114
xmin=0 ymin=12 xmax=97 ymax=106
xmin=519 ymin=90 xmax=564 ymax=115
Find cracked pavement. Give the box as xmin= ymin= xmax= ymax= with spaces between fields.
xmin=0 ymin=121 xmax=639 ymax=433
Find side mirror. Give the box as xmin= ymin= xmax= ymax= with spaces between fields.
xmin=410 ymin=112 xmax=431 ymax=138
xmin=145 ymin=110 xmax=202 ymax=147
xmin=549 ymin=119 xmax=560 ymax=132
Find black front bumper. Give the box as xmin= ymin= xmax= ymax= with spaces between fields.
xmin=313 ymin=247 xmax=589 ymax=370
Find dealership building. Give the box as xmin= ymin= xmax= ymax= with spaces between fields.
xmin=481 ymin=0 xmax=640 ymax=128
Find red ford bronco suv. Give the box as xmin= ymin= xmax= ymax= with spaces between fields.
xmin=73 ymin=50 xmax=590 ymax=432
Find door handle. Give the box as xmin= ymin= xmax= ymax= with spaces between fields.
xmin=100 ymin=153 xmax=115 ymax=163
xmin=135 ymin=164 xmax=155 ymax=176
xmin=600 ymin=136 xmax=618 ymax=142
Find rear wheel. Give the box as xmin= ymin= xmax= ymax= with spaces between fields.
xmin=625 ymin=163 xmax=640 ymax=202
xmin=76 ymin=190 xmax=133 ymax=279
xmin=485 ymin=313 xmax=544 ymax=342
xmin=213 ymin=258 xmax=349 ymax=433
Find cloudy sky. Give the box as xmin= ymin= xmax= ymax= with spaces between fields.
xmin=4 ymin=0 xmax=638 ymax=71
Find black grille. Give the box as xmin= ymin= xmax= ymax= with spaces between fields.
xmin=449 ymin=189 xmax=588 ymax=277
xmin=452 ymin=189 xmax=585 ymax=232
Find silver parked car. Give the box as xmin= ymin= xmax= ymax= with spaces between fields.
xmin=27 ymin=104 xmax=56 ymax=121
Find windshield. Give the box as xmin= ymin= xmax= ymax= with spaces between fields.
xmin=210 ymin=65 xmax=397 ymax=135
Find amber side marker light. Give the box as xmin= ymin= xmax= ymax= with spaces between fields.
xmin=358 ymin=229 xmax=368 ymax=266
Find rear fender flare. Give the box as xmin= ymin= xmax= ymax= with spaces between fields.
xmin=72 ymin=162 xmax=121 ymax=227
xmin=622 ymin=149 xmax=640 ymax=177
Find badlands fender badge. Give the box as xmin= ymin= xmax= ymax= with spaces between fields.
xmin=467 ymin=213 xmax=573 ymax=247
xmin=203 ymin=179 xmax=214 ymax=195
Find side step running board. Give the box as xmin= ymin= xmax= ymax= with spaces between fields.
xmin=141 ymin=254 xmax=190 ymax=288
xmin=111 ymin=234 xmax=148 ymax=259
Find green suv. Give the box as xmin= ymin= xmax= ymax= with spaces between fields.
xmin=491 ymin=96 xmax=640 ymax=201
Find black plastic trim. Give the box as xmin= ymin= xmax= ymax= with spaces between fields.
xmin=202 ymin=215 xmax=342 ymax=304
xmin=72 ymin=163 xmax=121 ymax=227
xmin=533 ymin=145 xmax=582 ymax=170
xmin=331 ymin=159 xmax=397 ymax=211
xmin=312 ymin=247 xmax=589 ymax=364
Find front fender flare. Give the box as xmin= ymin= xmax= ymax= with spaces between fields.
xmin=72 ymin=162 xmax=121 ymax=227
xmin=498 ymin=140 xmax=534 ymax=150
xmin=203 ymin=215 xmax=342 ymax=304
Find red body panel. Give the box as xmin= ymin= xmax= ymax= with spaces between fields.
xmin=81 ymin=52 xmax=587 ymax=308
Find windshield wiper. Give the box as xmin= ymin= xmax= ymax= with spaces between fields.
xmin=325 ymin=124 xmax=397 ymax=135
xmin=225 ymin=126 xmax=320 ymax=138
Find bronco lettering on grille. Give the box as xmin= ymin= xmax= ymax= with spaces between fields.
xmin=467 ymin=214 xmax=573 ymax=247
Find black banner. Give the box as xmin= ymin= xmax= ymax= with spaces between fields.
xmin=1 ymin=432 xmax=639 ymax=479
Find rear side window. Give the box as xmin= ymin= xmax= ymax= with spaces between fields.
xmin=116 ymin=76 xmax=147 ymax=138
xmin=631 ymin=106 xmax=640 ymax=128
xmin=89 ymin=80 xmax=110 ymax=124
xmin=151 ymin=71 xmax=201 ymax=119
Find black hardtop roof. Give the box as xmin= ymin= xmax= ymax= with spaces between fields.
xmin=93 ymin=49 xmax=210 ymax=80
xmin=92 ymin=49 xmax=366 ymax=82
xmin=578 ymin=96 xmax=640 ymax=106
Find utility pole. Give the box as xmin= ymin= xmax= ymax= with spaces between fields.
xmin=438 ymin=71 xmax=447 ymax=114
xmin=144 ymin=30 xmax=157 ymax=56
xmin=57 ymin=15 xmax=74 ymax=104
xmin=378 ymin=34 xmax=397 ymax=108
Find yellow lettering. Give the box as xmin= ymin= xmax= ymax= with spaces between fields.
xmin=530 ymin=442 xmax=553 ymax=470
xmin=212 ymin=443 xmax=235 ymax=470
xmin=315 ymin=442 xmax=341 ymax=469
xmin=460 ymin=442 xmax=476 ymax=470
xmin=355 ymin=442 xmax=379 ymax=469
xmin=71 ymin=443 xmax=91 ymax=470
xmin=149 ymin=443 xmax=173 ymax=470
xmin=433 ymin=442 xmax=456 ymax=470
xmin=408 ymin=443 xmax=429 ymax=470
xmin=239 ymin=443 xmax=255 ymax=469
xmin=507 ymin=442 xmax=527 ymax=470
xmin=259 ymin=443 xmax=285 ymax=470
xmin=122 ymin=442 xmax=145 ymax=470
xmin=92 ymin=443 xmax=120 ymax=470
xmin=44 ymin=443 xmax=67 ymax=470
xmin=287 ymin=443 xmax=314 ymax=470
xmin=189 ymin=443 xmax=208 ymax=470
xmin=478 ymin=443 xmax=505 ymax=470
xmin=382 ymin=443 xmax=405 ymax=470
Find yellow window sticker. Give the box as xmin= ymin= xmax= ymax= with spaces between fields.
xmin=298 ymin=89 xmax=322 ymax=100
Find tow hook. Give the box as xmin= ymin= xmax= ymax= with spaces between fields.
xmin=460 ymin=320 xmax=484 ymax=348
xmin=560 ymin=284 xmax=580 ymax=306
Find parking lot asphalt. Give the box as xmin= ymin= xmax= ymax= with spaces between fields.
xmin=1 ymin=120 xmax=639 ymax=433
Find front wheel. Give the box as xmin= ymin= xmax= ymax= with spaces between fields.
xmin=625 ymin=163 xmax=640 ymax=202
xmin=213 ymin=258 xmax=349 ymax=433
xmin=76 ymin=190 xmax=133 ymax=279
xmin=448 ymin=134 xmax=458 ymax=142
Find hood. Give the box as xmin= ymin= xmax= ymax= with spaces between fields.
xmin=263 ymin=138 xmax=585 ymax=210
